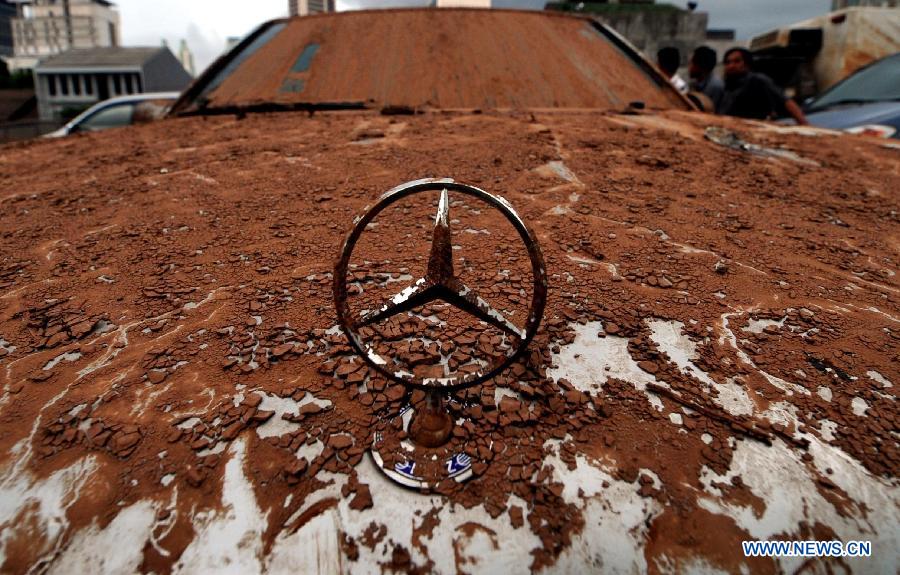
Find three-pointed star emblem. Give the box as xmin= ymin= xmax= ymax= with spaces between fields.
xmin=354 ymin=189 xmax=523 ymax=340
xmin=334 ymin=178 xmax=547 ymax=389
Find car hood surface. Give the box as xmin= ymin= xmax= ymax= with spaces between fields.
xmin=806 ymin=100 xmax=900 ymax=135
xmin=0 ymin=110 xmax=897 ymax=573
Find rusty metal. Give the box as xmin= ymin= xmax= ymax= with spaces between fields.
xmin=172 ymin=9 xmax=692 ymax=114
xmin=334 ymin=178 xmax=548 ymax=390
xmin=408 ymin=390 xmax=453 ymax=448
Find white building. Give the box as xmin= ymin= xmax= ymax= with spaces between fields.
xmin=288 ymin=0 xmax=334 ymax=17
xmin=8 ymin=0 xmax=120 ymax=70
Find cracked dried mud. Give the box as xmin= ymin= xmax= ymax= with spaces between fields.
xmin=0 ymin=108 xmax=897 ymax=573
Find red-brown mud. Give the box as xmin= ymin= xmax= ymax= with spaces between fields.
xmin=0 ymin=108 xmax=897 ymax=573
xmin=197 ymin=9 xmax=688 ymax=111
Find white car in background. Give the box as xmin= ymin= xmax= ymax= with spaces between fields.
xmin=45 ymin=92 xmax=181 ymax=137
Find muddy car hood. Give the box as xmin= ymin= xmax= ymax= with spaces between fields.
xmin=0 ymin=109 xmax=898 ymax=573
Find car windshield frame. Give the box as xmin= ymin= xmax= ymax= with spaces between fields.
xmin=807 ymin=52 xmax=900 ymax=113
xmin=169 ymin=20 xmax=288 ymax=115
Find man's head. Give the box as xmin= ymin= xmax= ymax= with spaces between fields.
xmin=656 ymin=47 xmax=681 ymax=78
xmin=723 ymin=47 xmax=753 ymax=79
xmin=689 ymin=46 xmax=717 ymax=80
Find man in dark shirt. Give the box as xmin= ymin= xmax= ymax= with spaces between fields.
xmin=689 ymin=46 xmax=724 ymax=112
xmin=720 ymin=48 xmax=808 ymax=124
xmin=657 ymin=46 xmax=688 ymax=93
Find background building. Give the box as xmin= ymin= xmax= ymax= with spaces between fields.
xmin=162 ymin=37 xmax=195 ymax=77
xmin=177 ymin=38 xmax=193 ymax=77
xmin=33 ymin=45 xmax=190 ymax=119
xmin=289 ymin=0 xmax=334 ymax=17
xmin=8 ymin=0 xmax=120 ymax=71
xmin=0 ymin=1 xmax=14 ymax=57
xmin=751 ymin=5 xmax=900 ymax=99
xmin=546 ymin=1 xmax=733 ymax=73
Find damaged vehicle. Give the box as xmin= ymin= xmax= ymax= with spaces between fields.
xmin=45 ymin=92 xmax=181 ymax=138
xmin=0 ymin=8 xmax=897 ymax=574
xmin=802 ymin=51 xmax=900 ymax=139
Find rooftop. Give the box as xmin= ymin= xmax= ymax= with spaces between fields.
xmin=36 ymin=47 xmax=163 ymax=70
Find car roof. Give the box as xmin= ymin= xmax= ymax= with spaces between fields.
xmin=59 ymin=91 xmax=182 ymax=131
xmin=88 ymin=92 xmax=181 ymax=107
xmin=171 ymin=8 xmax=690 ymax=115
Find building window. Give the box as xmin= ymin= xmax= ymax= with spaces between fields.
xmin=85 ymin=75 xmax=94 ymax=95
xmin=47 ymin=75 xmax=57 ymax=97
xmin=112 ymin=74 xmax=121 ymax=95
xmin=60 ymin=74 xmax=69 ymax=96
xmin=123 ymin=74 xmax=133 ymax=94
xmin=134 ymin=74 xmax=143 ymax=93
xmin=72 ymin=74 xmax=81 ymax=96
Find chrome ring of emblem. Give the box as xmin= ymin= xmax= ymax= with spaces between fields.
xmin=334 ymin=178 xmax=548 ymax=390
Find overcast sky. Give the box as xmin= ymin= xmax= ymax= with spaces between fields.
xmin=116 ymin=0 xmax=833 ymax=74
